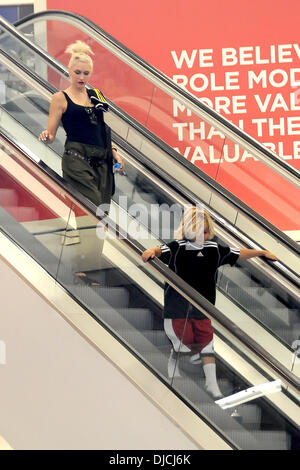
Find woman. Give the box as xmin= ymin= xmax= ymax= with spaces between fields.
xmin=142 ymin=207 xmax=278 ymax=399
xmin=39 ymin=40 xmax=123 ymax=207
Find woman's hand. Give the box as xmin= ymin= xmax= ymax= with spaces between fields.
xmin=112 ymin=149 xmax=124 ymax=169
xmin=39 ymin=130 xmax=54 ymax=143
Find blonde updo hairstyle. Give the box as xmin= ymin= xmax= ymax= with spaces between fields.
xmin=65 ymin=40 xmax=94 ymax=70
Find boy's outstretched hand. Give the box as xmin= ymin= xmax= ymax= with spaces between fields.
xmin=239 ymin=249 xmax=278 ymax=261
xmin=142 ymin=248 xmax=157 ymax=262
xmin=260 ymin=250 xmax=278 ymax=261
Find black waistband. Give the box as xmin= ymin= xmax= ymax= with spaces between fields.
xmin=64 ymin=141 xmax=107 ymax=168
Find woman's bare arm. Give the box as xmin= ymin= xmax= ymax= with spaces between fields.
xmin=39 ymin=92 xmax=66 ymax=143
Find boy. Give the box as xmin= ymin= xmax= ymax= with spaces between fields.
xmin=142 ymin=207 xmax=277 ymax=399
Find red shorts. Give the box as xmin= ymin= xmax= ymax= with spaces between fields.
xmin=164 ymin=318 xmax=213 ymax=354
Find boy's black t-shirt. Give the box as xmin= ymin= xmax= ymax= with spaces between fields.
xmin=160 ymin=239 xmax=240 ymax=320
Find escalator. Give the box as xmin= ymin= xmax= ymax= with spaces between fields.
xmin=0 ymin=15 xmax=299 ymax=449
xmin=0 ymin=16 xmax=299 ymax=370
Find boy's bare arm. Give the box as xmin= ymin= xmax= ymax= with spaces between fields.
xmin=239 ymin=249 xmax=278 ymax=261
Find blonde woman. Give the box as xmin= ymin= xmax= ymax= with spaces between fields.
xmin=39 ymin=40 xmax=123 ymax=207
xmin=142 ymin=206 xmax=277 ymax=399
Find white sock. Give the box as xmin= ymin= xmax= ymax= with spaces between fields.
xmin=168 ymin=350 xmax=181 ymax=378
xmin=202 ymin=363 xmax=222 ymax=398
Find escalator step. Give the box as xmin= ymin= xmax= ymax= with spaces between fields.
xmin=112 ymin=327 xmax=170 ymax=353
xmin=218 ymin=266 xmax=261 ymax=288
xmin=243 ymin=307 xmax=294 ymax=331
xmin=272 ymin=322 xmax=300 ymax=344
xmin=228 ymin=404 xmax=262 ymax=430
xmin=228 ymin=430 xmax=291 ymax=450
xmin=87 ymin=286 xmax=130 ymax=308
xmin=77 ymin=267 xmax=132 ymax=287
xmin=193 ymin=403 xmax=262 ymax=431
xmin=230 ymin=286 xmax=286 ymax=310
xmin=173 ymin=376 xmax=234 ymax=402
xmin=270 ymin=308 xmax=299 ymax=327
xmin=98 ymin=308 xmax=154 ymax=330
xmin=131 ymin=329 xmax=171 ymax=349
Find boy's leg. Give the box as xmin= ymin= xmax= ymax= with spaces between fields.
xmin=164 ymin=318 xmax=193 ymax=378
xmin=164 ymin=318 xmax=194 ymax=353
xmin=167 ymin=348 xmax=181 ymax=378
xmin=193 ymin=319 xmax=223 ymax=399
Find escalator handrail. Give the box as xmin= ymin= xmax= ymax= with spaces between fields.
xmin=1 ymin=128 xmax=300 ymax=398
xmin=1 ymin=15 xmax=300 ymax=257
xmin=11 ymin=9 xmax=300 ymax=187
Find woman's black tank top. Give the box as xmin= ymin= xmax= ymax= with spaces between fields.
xmin=61 ymin=91 xmax=106 ymax=147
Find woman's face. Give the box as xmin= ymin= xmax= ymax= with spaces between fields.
xmin=69 ymin=60 xmax=92 ymax=89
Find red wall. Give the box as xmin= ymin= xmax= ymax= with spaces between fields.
xmin=46 ymin=0 xmax=300 ymax=231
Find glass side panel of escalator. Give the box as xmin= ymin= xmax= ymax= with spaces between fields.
xmin=8 ymin=14 xmax=300 ymax=242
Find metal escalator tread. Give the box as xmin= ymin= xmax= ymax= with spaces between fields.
xmin=270 ymin=308 xmax=299 ymax=326
xmin=86 ymin=286 xmax=130 ymax=308
xmin=227 ymin=286 xmax=294 ymax=330
xmin=190 ymin=403 xmax=262 ymax=431
xmin=107 ymin=325 xmax=167 ymax=352
xmin=218 ymin=266 xmax=261 ymax=288
xmin=228 ymin=430 xmax=291 ymax=450
xmin=100 ymin=308 xmax=155 ymax=330
xmin=119 ymin=329 xmax=171 ymax=351
xmin=272 ymin=322 xmax=300 ymax=344
xmin=230 ymin=286 xmax=286 ymax=309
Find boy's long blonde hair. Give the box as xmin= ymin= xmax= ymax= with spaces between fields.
xmin=174 ymin=206 xmax=215 ymax=242
xmin=65 ymin=40 xmax=94 ymax=69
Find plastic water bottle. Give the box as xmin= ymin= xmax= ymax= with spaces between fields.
xmin=113 ymin=162 xmax=122 ymax=172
